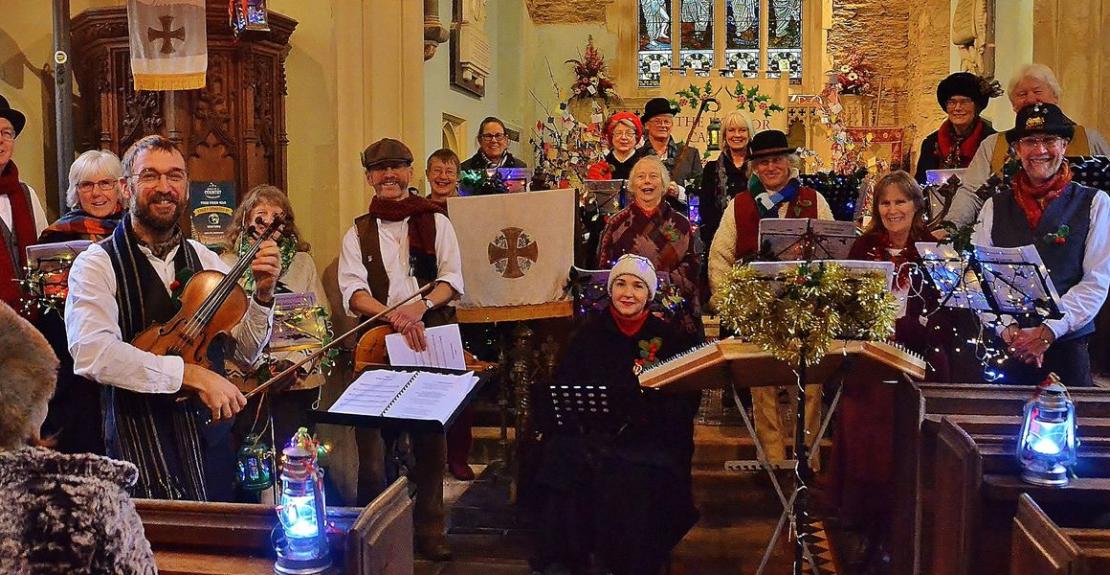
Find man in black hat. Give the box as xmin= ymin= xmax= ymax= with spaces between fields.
xmin=337 ymin=137 xmax=463 ymax=560
xmin=707 ymin=129 xmax=831 ymax=465
xmin=914 ymin=72 xmax=999 ymax=183
xmin=0 ymin=94 xmax=48 ymax=314
xmin=972 ymin=103 xmax=1110 ymax=387
xmin=640 ymin=97 xmax=702 ymax=202
xmin=947 ymin=64 xmax=1109 ymax=228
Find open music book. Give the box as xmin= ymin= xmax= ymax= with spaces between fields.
xmin=328 ymin=369 xmax=479 ymax=426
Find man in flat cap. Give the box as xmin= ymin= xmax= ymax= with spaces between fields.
xmin=972 ymin=103 xmax=1110 ymax=387
xmin=337 ymin=137 xmax=463 ymax=560
xmin=0 ymin=94 xmax=49 ymax=314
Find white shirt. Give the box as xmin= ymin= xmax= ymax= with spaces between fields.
xmin=972 ymin=189 xmax=1110 ymax=339
xmin=65 ymin=239 xmax=275 ymax=394
xmin=0 ymin=182 xmax=49 ymax=237
xmin=949 ymin=129 xmax=1110 ymax=227
xmin=338 ymin=212 xmax=465 ymax=317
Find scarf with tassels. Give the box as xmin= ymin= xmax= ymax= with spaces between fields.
xmin=368 ymin=191 xmax=445 ymax=257
xmin=1011 ymin=162 xmax=1073 ymax=229
xmin=38 ymin=208 xmax=124 ymax=243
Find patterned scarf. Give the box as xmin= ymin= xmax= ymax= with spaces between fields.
xmin=935 ymin=118 xmax=987 ymax=169
xmin=0 ymin=161 xmax=36 ymax=312
xmin=38 ymin=208 xmax=124 ymax=243
xmin=748 ymin=174 xmax=802 ymax=217
xmin=1011 ymin=162 xmax=1073 ymax=229
xmin=368 ymin=190 xmax=445 ymax=257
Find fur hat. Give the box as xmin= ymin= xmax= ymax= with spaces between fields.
xmin=1006 ymin=103 xmax=1076 ymax=144
xmin=608 ymin=254 xmax=658 ymax=299
xmin=936 ymin=72 xmax=997 ymax=112
xmin=0 ymin=303 xmax=58 ymax=446
xmin=640 ymin=97 xmax=680 ymax=125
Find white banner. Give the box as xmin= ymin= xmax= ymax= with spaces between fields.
xmin=127 ymin=0 xmax=207 ymax=91
xmin=447 ymin=190 xmax=575 ymax=308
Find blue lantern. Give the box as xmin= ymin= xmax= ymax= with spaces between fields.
xmin=1016 ymin=374 xmax=1078 ymax=486
xmin=274 ymin=443 xmax=331 ymax=574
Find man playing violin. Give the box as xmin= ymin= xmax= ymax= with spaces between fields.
xmin=338 ymin=137 xmax=463 ymax=560
xmin=65 ymin=135 xmax=280 ymax=502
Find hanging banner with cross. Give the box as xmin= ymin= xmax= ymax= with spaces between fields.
xmin=447 ymin=189 xmax=575 ymax=308
xmin=127 ymin=0 xmax=207 ymax=91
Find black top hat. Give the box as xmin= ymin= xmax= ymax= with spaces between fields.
xmin=0 ymin=95 xmax=26 ymax=137
xmin=747 ymin=130 xmax=796 ymax=160
xmin=361 ymin=138 xmax=414 ymax=169
xmin=640 ymin=97 xmax=680 ymax=124
xmin=936 ymin=72 xmax=995 ymax=112
xmin=1005 ymin=103 xmax=1076 ymax=144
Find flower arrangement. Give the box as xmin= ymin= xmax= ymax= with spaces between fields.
xmin=715 ymin=262 xmax=897 ymax=366
xmin=835 ymin=52 xmax=876 ymax=96
xmin=566 ymin=36 xmax=619 ymax=103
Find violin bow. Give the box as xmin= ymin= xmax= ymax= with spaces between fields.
xmin=244 ymin=282 xmax=436 ymax=399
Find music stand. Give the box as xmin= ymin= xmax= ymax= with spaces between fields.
xmin=547 ymin=383 xmax=623 ymax=434
xmin=757 ymin=218 xmax=857 ymax=261
xmin=916 ymin=242 xmax=1063 ymax=328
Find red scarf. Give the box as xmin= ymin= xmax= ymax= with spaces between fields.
xmin=0 ymin=161 xmax=36 ymax=311
xmin=368 ymin=192 xmax=446 ymax=256
xmin=610 ymin=305 xmax=649 ymax=336
xmin=1011 ymin=162 xmax=1073 ymax=229
xmin=38 ymin=208 xmax=124 ymax=243
xmin=935 ymin=118 xmax=986 ymax=169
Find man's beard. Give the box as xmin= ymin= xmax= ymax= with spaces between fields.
xmin=134 ymin=194 xmax=182 ymax=232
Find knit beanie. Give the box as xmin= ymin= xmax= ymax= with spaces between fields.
xmin=607 ymin=254 xmax=658 ymax=299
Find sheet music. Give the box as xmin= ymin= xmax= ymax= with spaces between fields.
xmin=758 ymin=218 xmax=857 ymax=260
xmin=916 ymin=242 xmax=1062 ymax=316
xmin=328 ymin=370 xmax=412 ymax=417
xmin=385 ymin=324 xmax=467 ymax=370
xmin=328 ymin=369 xmax=479 ymax=424
xmin=383 ymin=371 xmax=479 ymax=422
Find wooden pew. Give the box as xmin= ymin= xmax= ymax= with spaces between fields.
xmin=891 ymin=381 xmax=1110 ymax=575
xmin=929 ymin=417 xmax=1110 ymax=575
xmin=137 ymin=477 xmax=413 ymax=575
xmin=1011 ymin=493 xmax=1110 ymax=575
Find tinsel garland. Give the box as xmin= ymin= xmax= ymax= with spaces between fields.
xmin=716 ymin=262 xmax=897 ymax=366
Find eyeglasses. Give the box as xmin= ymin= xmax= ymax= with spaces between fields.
xmin=1016 ymin=136 xmax=1065 ymax=150
xmin=611 ymin=129 xmax=637 ymax=139
xmin=946 ymin=96 xmax=976 ymax=109
xmin=77 ymin=178 xmax=118 ymax=193
xmin=479 ymin=133 xmax=507 ymax=142
xmin=0 ymin=129 xmax=15 ymax=142
xmin=130 ymin=169 xmax=187 ymax=187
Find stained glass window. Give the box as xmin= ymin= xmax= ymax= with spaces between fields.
xmin=678 ymin=0 xmax=714 ymax=76
xmin=766 ymin=0 xmax=802 ymax=83
xmin=724 ymin=0 xmax=760 ymax=79
xmin=638 ymin=0 xmax=673 ymax=87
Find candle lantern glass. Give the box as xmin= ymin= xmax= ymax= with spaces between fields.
xmin=1016 ymin=380 xmax=1078 ymax=486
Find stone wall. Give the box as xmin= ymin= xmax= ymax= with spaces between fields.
xmin=827 ymin=1 xmax=911 ymax=128
xmin=904 ymin=0 xmax=953 ymax=166
xmin=526 ymin=0 xmax=615 ymax=25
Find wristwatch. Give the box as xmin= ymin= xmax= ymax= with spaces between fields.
xmin=422 ymin=297 xmax=435 ymax=311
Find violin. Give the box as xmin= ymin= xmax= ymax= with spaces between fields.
xmin=352 ymin=324 xmax=495 ymax=373
xmin=131 ymin=216 xmax=284 ymax=370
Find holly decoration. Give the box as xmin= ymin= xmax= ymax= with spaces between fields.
xmin=729 ymin=81 xmax=785 ymax=118
xmin=1044 ymin=224 xmax=1070 ymax=245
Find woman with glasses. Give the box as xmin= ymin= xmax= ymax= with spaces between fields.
xmin=39 ymin=150 xmax=126 ymax=243
xmin=37 ymin=150 xmax=127 ymax=455
xmin=589 ymin=112 xmax=646 ymax=182
xmin=914 ymin=72 xmax=999 ymax=184
xmin=459 ymin=117 xmax=527 ymax=172
xmin=221 ymin=185 xmax=329 ymax=451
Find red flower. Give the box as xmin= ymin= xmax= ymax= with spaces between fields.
xmin=170 ymin=280 xmax=181 ymax=291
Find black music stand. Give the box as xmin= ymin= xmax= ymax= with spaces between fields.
xmin=757 ymin=218 xmax=856 ymax=262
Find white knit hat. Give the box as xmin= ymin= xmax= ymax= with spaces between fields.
xmin=607 ymin=254 xmax=658 ymax=299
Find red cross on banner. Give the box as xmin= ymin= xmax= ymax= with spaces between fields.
xmin=127 ymin=0 xmax=208 ymax=91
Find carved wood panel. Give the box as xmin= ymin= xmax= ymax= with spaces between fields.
xmin=71 ymin=1 xmax=296 ymax=229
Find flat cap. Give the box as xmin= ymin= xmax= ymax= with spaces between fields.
xmin=361 ymin=138 xmax=414 ymax=169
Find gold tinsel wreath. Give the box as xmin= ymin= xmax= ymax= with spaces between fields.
xmin=716 ymin=262 xmax=897 ymax=366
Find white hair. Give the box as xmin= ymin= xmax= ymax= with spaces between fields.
xmin=1008 ymin=63 xmax=1063 ymax=102
xmin=629 ymin=155 xmax=671 ymax=192
xmin=66 ymin=150 xmax=123 ymax=209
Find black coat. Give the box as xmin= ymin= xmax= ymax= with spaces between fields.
xmin=459 ymin=151 xmax=527 ymax=172
xmin=914 ymin=121 xmax=996 ymax=183
xmin=533 ymin=309 xmax=700 ymax=575
xmin=697 ymin=153 xmax=749 ymax=250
